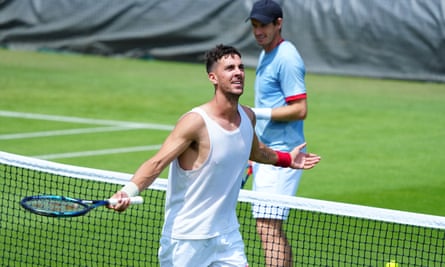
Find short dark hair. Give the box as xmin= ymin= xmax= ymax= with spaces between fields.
xmin=205 ymin=44 xmax=242 ymax=73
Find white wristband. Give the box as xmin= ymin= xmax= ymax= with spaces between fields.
xmin=120 ymin=182 xmax=140 ymax=197
xmin=252 ymin=108 xmax=272 ymax=120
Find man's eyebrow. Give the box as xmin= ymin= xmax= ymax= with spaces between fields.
xmin=224 ymin=63 xmax=244 ymax=70
xmin=224 ymin=63 xmax=235 ymax=70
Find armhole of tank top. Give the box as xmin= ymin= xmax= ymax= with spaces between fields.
xmin=173 ymin=108 xmax=212 ymax=173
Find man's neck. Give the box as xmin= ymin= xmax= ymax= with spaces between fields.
xmin=264 ymin=37 xmax=285 ymax=53
xmin=204 ymin=99 xmax=241 ymax=130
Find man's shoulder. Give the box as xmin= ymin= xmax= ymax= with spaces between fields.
xmin=279 ymin=41 xmax=299 ymax=54
xmin=177 ymin=108 xmax=206 ymax=128
xmin=276 ymin=41 xmax=304 ymax=65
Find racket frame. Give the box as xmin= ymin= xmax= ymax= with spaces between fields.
xmin=20 ymin=195 xmax=142 ymax=217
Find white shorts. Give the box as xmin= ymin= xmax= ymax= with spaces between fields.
xmin=252 ymin=163 xmax=303 ymax=220
xmin=158 ymin=230 xmax=248 ymax=267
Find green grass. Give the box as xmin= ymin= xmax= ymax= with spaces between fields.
xmin=301 ymin=75 xmax=445 ymax=216
xmin=1 ymin=48 xmax=445 ymax=216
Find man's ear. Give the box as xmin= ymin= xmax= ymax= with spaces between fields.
xmin=276 ymin=18 xmax=283 ymax=29
xmin=208 ymin=72 xmax=218 ymax=85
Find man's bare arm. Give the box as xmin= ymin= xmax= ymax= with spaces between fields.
xmin=108 ymin=112 xmax=203 ymax=211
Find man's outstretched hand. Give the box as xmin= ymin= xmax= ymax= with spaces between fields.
xmin=289 ymin=143 xmax=321 ymax=169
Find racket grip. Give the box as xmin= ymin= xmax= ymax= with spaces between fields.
xmin=129 ymin=196 xmax=144 ymax=204
xmin=108 ymin=196 xmax=144 ymax=205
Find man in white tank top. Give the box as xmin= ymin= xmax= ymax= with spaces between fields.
xmin=108 ymin=44 xmax=321 ymax=267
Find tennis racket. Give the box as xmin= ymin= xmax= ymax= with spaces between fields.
xmin=241 ymin=161 xmax=253 ymax=188
xmin=20 ymin=195 xmax=144 ymax=217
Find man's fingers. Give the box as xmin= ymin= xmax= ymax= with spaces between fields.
xmin=303 ymin=154 xmax=321 ymax=169
xmin=296 ymin=142 xmax=307 ymax=151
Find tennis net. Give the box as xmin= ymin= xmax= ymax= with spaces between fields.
xmin=1 ymin=151 xmax=444 ymax=266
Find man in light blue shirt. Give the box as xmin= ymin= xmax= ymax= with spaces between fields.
xmin=247 ymin=0 xmax=309 ymax=266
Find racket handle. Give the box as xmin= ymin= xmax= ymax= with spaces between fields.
xmin=108 ymin=196 xmax=144 ymax=205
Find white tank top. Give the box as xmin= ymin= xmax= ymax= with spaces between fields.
xmin=162 ymin=105 xmax=253 ymax=239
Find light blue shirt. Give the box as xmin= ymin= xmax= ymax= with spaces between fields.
xmin=255 ymin=41 xmax=307 ymax=151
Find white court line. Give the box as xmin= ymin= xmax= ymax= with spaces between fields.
xmin=35 ymin=145 xmax=162 ymax=160
xmin=0 ymin=126 xmax=134 ymax=140
xmin=0 ymin=110 xmax=174 ymax=159
xmin=0 ymin=110 xmax=174 ymax=130
xmin=1 ymin=110 xmax=171 ymax=159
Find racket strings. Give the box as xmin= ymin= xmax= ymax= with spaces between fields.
xmin=27 ymin=199 xmax=85 ymax=213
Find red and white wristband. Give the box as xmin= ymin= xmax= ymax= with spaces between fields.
xmin=274 ymin=151 xmax=292 ymax=167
